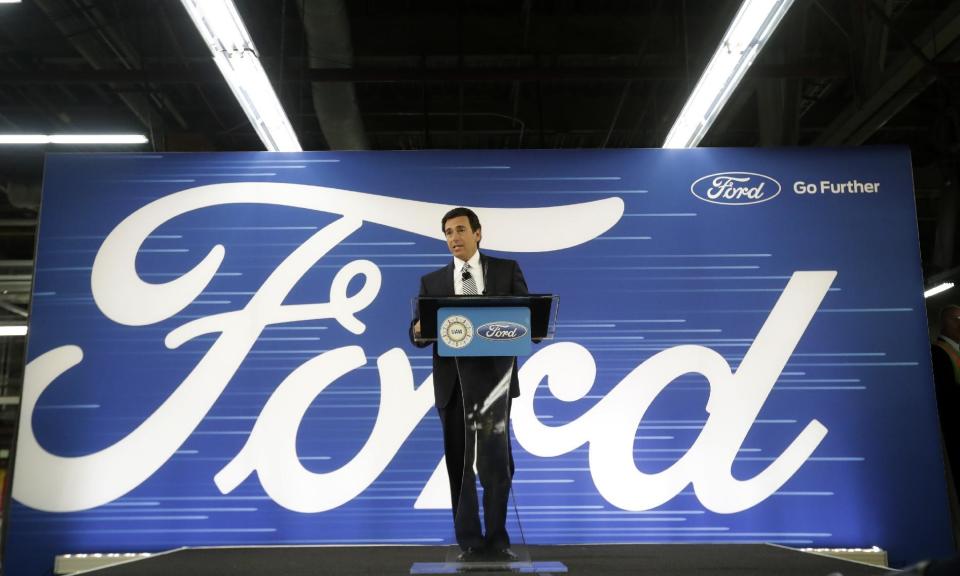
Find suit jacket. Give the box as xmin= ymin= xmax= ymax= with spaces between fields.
xmin=410 ymin=253 xmax=529 ymax=409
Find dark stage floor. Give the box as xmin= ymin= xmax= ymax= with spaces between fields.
xmin=76 ymin=543 xmax=889 ymax=576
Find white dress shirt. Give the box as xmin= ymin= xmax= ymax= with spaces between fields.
xmin=453 ymin=251 xmax=485 ymax=295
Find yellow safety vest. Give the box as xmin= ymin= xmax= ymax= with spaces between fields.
xmin=935 ymin=339 xmax=960 ymax=384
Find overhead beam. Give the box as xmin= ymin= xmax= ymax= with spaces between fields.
xmin=32 ymin=0 xmax=189 ymax=136
xmin=0 ymin=62 xmax=851 ymax=85
xmin=814 ymin=1 xmax=960 ymax=145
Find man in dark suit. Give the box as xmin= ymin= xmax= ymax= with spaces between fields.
xmin=410 ymin=207 xmax=528 ymax=560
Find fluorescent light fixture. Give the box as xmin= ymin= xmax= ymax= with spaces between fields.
xmin=663 ymin=0 xmax=796 ymax=148
xmin=0 ymin=1 xmax=23 ymax=4
xmin=180 ymin=0 xmax=301 ymax=152
xmin=0 ymin=134 xmax=148 ymax=145
xmin=0 ymin=325 xmax=27 ymax=337
xmin=925 ymin=282 xmax=954 ymax=299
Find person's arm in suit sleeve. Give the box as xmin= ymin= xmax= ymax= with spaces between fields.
xmin=512 ymin=260 xmax=542 ymax=344
xmin=409 ymin=276 xmax=431 ymax=348
xmin=511 ymin=260 xmax=529 ymax=296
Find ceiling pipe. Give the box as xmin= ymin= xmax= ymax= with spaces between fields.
xmin=296 ymin=0 xmax=368 ymax=150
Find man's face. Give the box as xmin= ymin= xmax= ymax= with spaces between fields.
xmin=944 ymin=308 xmax=960 ymax=339
xmin=444 ymin=215 xmax=481 ymax=262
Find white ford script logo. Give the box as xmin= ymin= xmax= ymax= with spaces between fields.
xmin=477 ymin=321 xmax=528 ymax=341
xmin=13 ymin=182 xmax=830 ymax=518
xmin=691 ymin=172 xmax=781 ymax=205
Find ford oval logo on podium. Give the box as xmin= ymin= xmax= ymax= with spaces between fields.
xmin=477 ymin=321 xmax=528 ymax=341
xmin=691 ymin=172 xmax=781 ymax=205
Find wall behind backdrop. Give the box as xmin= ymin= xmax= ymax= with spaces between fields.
xmin=3 ymin=148 xmax=952 ymax=575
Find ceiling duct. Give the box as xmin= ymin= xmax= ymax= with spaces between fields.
xmin=4 ymin=181 xmax=41 ymax=212
xmin=297 ymin=0 xmax=368 ymax=150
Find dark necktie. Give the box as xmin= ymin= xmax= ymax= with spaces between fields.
xmin=461 ymin=264 xmax=478 ymax=295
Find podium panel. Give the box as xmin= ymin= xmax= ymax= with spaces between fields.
xmin=437 ymin=306 xmax=531 ymax=357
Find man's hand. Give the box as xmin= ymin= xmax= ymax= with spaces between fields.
xmin=410 ymin=318 xmax=429 ymax=348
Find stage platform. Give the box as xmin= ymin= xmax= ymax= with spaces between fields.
xmin=68 ymin=543 xmax=889 ymax=576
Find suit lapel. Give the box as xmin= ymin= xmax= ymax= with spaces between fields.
xmin=440 ymin=261 xmax=455 ymax=295
xmin=479 ymin=253 xmax=489 ymax=294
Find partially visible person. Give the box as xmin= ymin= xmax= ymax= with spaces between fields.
xmin=931 ymin=304 xmax=960 ymax=550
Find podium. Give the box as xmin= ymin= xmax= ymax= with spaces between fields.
xmin=411 ymin=295 xmax=566 ymax=574
xmin=415 ymin=294 xmax=557 ymax=349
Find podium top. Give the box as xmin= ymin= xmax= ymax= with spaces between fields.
xmin=415 ymin=294 xmax=558 ymax=341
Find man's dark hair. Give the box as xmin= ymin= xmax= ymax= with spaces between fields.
xmin=441 ymin=206 xmax=481 ymax=233
xmin=940 ymin=304 xmax=960 ymax=326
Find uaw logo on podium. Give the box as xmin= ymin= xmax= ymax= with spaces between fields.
xmin=440 ymin=315 xmax=474 ymax=350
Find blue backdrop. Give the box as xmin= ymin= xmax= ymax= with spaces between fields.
xmin=3 ymin=148 xmax=952 ymax=575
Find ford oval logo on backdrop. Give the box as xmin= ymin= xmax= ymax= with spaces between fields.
xmin=477 ymin=322 xmax=528 ymax=340
xmin=691 ymin=172 xmax=781 ymax=205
